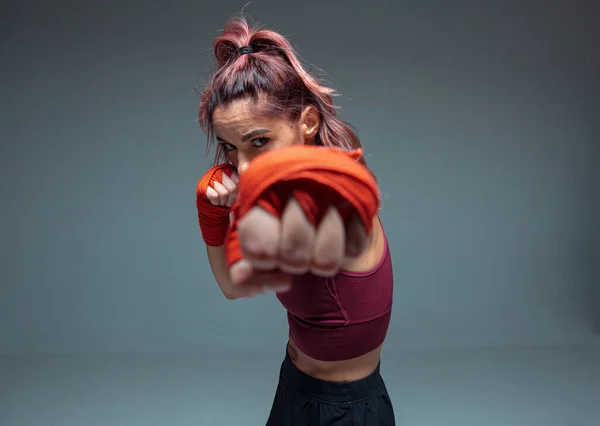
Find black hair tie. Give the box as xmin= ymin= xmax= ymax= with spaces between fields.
xmin=238 ymin=45 xmax=255 ymax=55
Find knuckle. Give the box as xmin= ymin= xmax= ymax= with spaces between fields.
xmin=224 ymin=182 xmax=237 ymax=192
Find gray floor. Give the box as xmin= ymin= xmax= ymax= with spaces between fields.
xmin=1 ymin=346 xmax=599 ymax=426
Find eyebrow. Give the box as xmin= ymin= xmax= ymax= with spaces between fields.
xmin=216 ymin=128 xmax=271 ymax=144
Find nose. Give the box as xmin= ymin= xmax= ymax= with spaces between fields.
xmin=237 ymin=156 xmax=251 ymax=175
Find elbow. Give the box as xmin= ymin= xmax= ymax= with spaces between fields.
xmin=222 ymin=289 xmax=240 ymax=301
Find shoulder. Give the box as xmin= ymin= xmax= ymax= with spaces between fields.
xmin=341 ymin=215 xmax=386 ymax=273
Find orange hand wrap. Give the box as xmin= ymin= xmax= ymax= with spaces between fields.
xmin=225 ymin=145 xmax=380 ymax=267
xmin=196 ymin=163 xmax=236 ymax=246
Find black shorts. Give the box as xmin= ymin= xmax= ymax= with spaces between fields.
xmin=266 ymin=345 xmax=396 ymax=426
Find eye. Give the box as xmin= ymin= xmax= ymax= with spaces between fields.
xmin=252 ymin=137 xmax=270 ymax=148
xmin=221 ymin=142 xmax=236 ymax=152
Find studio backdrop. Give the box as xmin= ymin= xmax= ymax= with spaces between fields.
xmin=0 ymin=0 xmax=598 ymax=354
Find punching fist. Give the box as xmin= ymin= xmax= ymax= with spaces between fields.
xmin=225 ymin=145 xmax=380 ymax=290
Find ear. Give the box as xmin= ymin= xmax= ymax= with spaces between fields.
xmin=299 ymin=105 xmax=320 ymax=143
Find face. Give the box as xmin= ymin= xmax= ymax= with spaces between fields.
xmin=212 ymin=97 xmax=320 ymax=174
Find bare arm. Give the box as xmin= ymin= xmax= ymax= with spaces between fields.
xmin=202 ymin=171 xmax=289 ymax=300
xmin=206 ymin=244 xmax=290 ymax=300
xmin=206 ymin=244 xmax=240 ymax=300
xmin=341 ymin=216 xmax=385 ymax=273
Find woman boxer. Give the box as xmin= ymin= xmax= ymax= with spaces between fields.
xmin=195 ymin=16 xmax=395 ymax=426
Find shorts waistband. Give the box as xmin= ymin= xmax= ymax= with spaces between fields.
xmin=280 ymin=344 xmax=384 ymax=403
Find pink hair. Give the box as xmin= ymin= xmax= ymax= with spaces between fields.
xmin=198 ymin=17 xmax=364 ymax=166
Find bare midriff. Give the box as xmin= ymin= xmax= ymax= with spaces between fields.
xmin=287 ymin=337 xmax=382 ymax=382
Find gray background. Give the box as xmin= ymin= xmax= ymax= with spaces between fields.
xmin=1 ymin=0 xmax=599 ymax=425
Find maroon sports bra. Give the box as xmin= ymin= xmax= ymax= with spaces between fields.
xmin=276 ymin=225 xmax=394 ymax=362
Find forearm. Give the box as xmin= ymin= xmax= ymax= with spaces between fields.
xmin=206 ymin=244 xmax=242 ymax=300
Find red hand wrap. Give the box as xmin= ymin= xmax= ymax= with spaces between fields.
xmin=196 ymin=163 xmax=236 ymax=246
xmin=225 ymin=145 xmax=380 ymax=267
